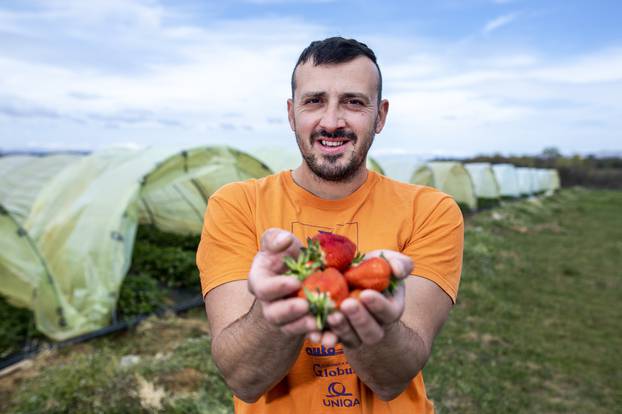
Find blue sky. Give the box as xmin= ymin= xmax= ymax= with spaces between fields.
xmin=0 ymin=0 xmax=620 ymax=158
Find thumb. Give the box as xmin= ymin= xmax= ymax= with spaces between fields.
xmin=261 ymin=228 xmax=294 ymax=253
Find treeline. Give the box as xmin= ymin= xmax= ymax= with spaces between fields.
xmin=456 ymin=148 xmax=622 ymax=189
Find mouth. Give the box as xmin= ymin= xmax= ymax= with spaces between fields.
xmin=313 ymin=138 xmax=353 ymax=155
xmin=319 ymin=139 xmax=349 ymax=148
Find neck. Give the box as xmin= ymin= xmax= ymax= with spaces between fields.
xmin=291 ymin=162 xmax=369 ymax=200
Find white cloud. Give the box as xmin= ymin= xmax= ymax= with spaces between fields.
xmin=483 ymin=13 xmax=518 ymax=34
xmin=0 ymin=1 xmax=620 ymax=156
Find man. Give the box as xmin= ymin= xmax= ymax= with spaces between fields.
xmin=197 ymin=37 xmax=463 ymax=413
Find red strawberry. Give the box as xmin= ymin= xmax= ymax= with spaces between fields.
xmin=344 ymin=256 xmax=393 ymax=292
xmin=307 ymin=232 xmax=357 ymax=272
xmin=297 ymin=267 xmax=349 ymax=329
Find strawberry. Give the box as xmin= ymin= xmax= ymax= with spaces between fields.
xmin=347 ymin=289 xmax=363 ymax=301
xmin=297 ymin=267 xmax=349 ymax=329
xmin=344 ymin=255 xmax=393 ymax=292
xmin=307 ymin=232 xmax=357 ymax=272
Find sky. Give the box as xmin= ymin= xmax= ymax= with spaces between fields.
xmin=0 ymin=0 xmax=621 ymax=158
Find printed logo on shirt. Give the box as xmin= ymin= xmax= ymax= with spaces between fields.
xmin=323 ymin=382 xmax=360 ymax=408
xmin=305 ymin=345 xmax=344 ymax=357
xmin=313 ymin=363 xmax=353 ymax=378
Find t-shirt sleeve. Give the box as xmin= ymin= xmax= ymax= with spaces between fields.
xmin=196 ymin=184 xmax=258 ymax=298
xmin=403 ymin=193 xmax=464 ymax=303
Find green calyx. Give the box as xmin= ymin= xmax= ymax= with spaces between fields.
xmin=305 ymin=238 xmax=325 ymax=266
xmin=384 ymin=277 xmax=401 ymax=296
xmin=304 ymin=287 xmax=335 ymax=330
xmin=284 ymin=247 xmax=321 ymax=280
xmin=351 ymin=252 xmax=365 ymax=266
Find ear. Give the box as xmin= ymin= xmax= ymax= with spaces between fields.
xmin=374 ymin=99 xmax=389 ymax=134
xmin=287 ymin=98 xmax=296 ymax=131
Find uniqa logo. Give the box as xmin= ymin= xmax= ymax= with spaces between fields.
xmin=323 ymin=382 xmax=360 ymax=408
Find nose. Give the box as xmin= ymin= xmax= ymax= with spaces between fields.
xmin=318 ymin=102 xmax=346 ymax=132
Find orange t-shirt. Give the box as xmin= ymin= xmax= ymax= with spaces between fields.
xmin=197 ymin=170 xmax=463 ymax=413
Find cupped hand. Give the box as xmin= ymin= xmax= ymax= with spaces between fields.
xmin=248 ymin=228 xmax=318 ymax=336
xmin=319 ymin=249 xmax=412 ymax=348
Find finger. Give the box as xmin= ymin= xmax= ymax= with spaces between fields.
xmin=251 ymin=275 xmax=301 ymax=302
xmin=320 ymin=330 xmax=339 ymax=348
xmin=339 ymin=298 xmax=385 ymax=345
xmin=306 ymin=331 xmax=322 ymax=344
xmin=365 ymin=250 xmax=413 ymax=279
xmin=327 ymin=311 xmax=361 ymax=348
xmin=250 ymin=251 xmax=290 ymax=278
xmin=262 ymin=297 xmax=309 ymax=326
xmin=261 ymin=228 xmax=296 ymax=253
xmin=279 ymin=315 xmax=318 ymax=336
xmin=358 ymin=286 xmax=405 ymax=325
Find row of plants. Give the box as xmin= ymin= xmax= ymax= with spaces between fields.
xmin=117 ymin=225 xmax=201 ymax=320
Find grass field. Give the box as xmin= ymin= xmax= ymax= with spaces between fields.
xmin=426 ymin=189 xmax=622 ymax=413
xmin=1 ymin=188 xmax=621 ymax=413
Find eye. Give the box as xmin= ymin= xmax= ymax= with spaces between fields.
xmin=303 ymin=97 xmax=321 ymax=105
xmin=347 ymin=99 xmax=365 ymax=106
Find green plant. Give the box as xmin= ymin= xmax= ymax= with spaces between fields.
xmin=0 ymin=296 xmax=38 ymax=358
xmin=135 ymin=225 xmax=200 ymax=251
xmin=117 ymin=273 xmax=166 ymax=319
xmin=130 ymin=242 xmax=200 ymax=289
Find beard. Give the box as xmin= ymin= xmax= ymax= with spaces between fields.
xmin=295 ymin=126 xmax=375 ymax=182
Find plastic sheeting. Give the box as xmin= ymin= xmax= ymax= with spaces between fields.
xmin=464 ymin=163 xmax=501 ymax=200
xmin=492 ymin=164 xmax=521 ymax=198
xmin=0 ymin=154 xmax=82 ymax=222
xmin=409 ymin=164 xmax=434 ymax=187
xmin=413 ymin=162 xmax=477 ymax=211
xmin=516 ymin=167 xmax=537 ymax=196
xmin=1 ymin=146 xmax=271 ymax=340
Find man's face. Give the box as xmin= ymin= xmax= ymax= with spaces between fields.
xmin=287 ymin=56 xmax=388 ymax=182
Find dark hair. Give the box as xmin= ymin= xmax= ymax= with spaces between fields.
xmin=291 ymin=37 xmax=383 ymax=104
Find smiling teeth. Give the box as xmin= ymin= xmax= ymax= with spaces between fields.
xmin=321 ymin=140 xmax=345 ymax=147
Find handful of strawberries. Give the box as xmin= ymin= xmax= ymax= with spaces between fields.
xmin=283 ymin=232 xmax=399 ymax=330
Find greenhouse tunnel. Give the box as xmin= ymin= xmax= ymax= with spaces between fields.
xmin=0 ymin=146 xmax=272 ymax=341
xmin=464 ymin=163 xmax=501 ymax=209
xmin=413 ymin=162 xmax=478 ymax=211
xmin=492 ymin=164 xmax=521 ymax=198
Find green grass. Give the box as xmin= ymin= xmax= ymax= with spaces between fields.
xmin=3 ymin=312 xmax=232 ymax=414
xmin=2 ymin=189 xmax=621 ymax=413
xmin=425 ymin=189 xmax=622 ymax=413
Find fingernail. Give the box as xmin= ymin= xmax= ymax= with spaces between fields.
xmin=274 ymin=232 xmax=289 ymax=246
xmin=327 ymin=313 xmax=341 ymax=325
xmin=341 ymin=300 xmax=358 ymax=315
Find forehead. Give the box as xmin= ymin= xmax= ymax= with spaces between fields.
xmin=294 ymin=56 xmax=380 ymax=98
